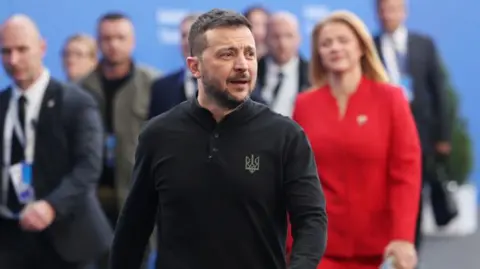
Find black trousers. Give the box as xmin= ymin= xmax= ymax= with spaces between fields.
xmin=415 ymin=153 xmax=437 ymax=251
xmin=0 ymin=218 xmax=85 ymax=269
xmin=414 ymin=190 xmax=423 ymax=250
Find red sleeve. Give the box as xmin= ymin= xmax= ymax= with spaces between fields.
xmin=286 ymin=219 xmax=293 ymax=258
xmin=292 ymin=97 xmax=301 ymax=123
xmin=387 ymin=86 xmax=422 ymax=242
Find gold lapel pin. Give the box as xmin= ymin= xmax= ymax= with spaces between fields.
xmin=357 ymin=114 xmax=368 ymax=126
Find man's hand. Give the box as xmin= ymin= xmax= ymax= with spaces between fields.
xmin=436 ymin=141 xmax=451 ymax=155
xmin=384 ymin=240 xmax=417 ymax=269
xmin=19 ymin=200 xmax=56 ymax=231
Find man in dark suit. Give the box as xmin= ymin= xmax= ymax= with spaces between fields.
xmin=256 ymin=11 xmax=309 ymax=117
xmin=0 ymin=15 xmax=112 ymax=269
xmin=149 ymin=14 xmax=199 ymax=119
xmin=374 ymin=0 xmax=451 ymax=250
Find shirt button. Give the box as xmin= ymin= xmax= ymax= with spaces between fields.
xmin=213 ymin=148 xmax=218 ymax=152
xmin=208 ymin=155 xmax=212 ymax=159
xmin=213 ymin=133 xmax=219 ymax=138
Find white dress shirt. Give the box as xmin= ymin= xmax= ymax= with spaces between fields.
xmin=261 ymin=57 xmax=299 ymax=117
xmin=380 ymin=25 xmax=408 ymax=84
xmin=3 ymin=69 xmax=50 ymax=165
xmin=184 ymin=70 xmax=197 ymax=100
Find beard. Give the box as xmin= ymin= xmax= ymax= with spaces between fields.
xmin=201 ymin=69 xmax=251 ymax=110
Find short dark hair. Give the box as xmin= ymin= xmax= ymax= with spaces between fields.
xmin=98 ymin=12 xmax=130 ymax=25
xmin=188 ymin=9 xmax=252 ymax=57
xmin=243 ymin=5 xmax=270 ymax=19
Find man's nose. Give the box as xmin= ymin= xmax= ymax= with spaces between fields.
xmin=234 ymin=56 xmax=248 ymax=71
xmin=6 ymin=51 xmax=20 ymax=65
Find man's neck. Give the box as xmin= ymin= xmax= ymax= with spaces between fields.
xmin=16 ymin=68 xmax=44 ymax=91
xmin=270 ymin=54 xmax=297 ymax=67
xmin=384 ymin=25 xmax=403 ymax=35
xmin=101 ymin=60 xmax=131 ymax=80
xmin=197 ymin=90 xmax=233 ymax=122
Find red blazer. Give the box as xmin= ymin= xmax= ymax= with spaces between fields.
xmin=288 ymin=77 xmax=422 ymax=259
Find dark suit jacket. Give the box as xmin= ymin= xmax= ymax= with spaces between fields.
xmin=148 ymin=69 xmax=187 ymax=119
xmin=256 ymin=55 xmax=310 ymax=98
xmin=149 ymin=69 xmax=266 ymax=119
xmin=374 ymin=32 xmax=450 ymax=153
xmin=0 ymin=79 xmax=113 ymax=262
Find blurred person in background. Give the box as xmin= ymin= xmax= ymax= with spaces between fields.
xmin=374 ymin=0 xmax=451 ymax=250
xmin=79 ymin=12 xmax=160 ymax=269
xmin=290 ymin=10 xmax=421 ymax=269
xmin=256 ymin=12 xmax=309 ymax=117
xmin=0 ymin=14 xmax=112 ymax=269
xmin=61 ymin=33 xmax=98 ymax=82
xmin=149 ymin=13 xmax=199 ymax=119
xmin=243 ymin=5 xmax=270 ymax=59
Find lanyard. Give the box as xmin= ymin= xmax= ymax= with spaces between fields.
xmin=1 ymin=97 xmax=27 ymax=217
xmin=395 ymin=49 xmax=407 ymax=75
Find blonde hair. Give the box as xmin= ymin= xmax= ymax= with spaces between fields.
xmin=309 ymin=10 xmax=389 ymax=88
xmin=64 ymin=33 xmax=98 ymax=59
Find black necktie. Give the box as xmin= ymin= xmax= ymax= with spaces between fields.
xmin=270 ymin=72 xmax=284 ymax=105
xmin=7 ymin=95 xmax=26 ymax=213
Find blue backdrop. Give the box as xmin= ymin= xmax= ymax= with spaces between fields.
xmin=1 ymin=0 xmax=479 ymax=197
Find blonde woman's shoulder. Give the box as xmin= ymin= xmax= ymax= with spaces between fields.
xmin=373 ymin=81 xmax=410 ymax=102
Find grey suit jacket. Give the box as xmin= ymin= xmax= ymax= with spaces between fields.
xmin=374 ymin=32 xmax=450 ymax=153
xmin=0 ymin=79 xmax=113 ymax=262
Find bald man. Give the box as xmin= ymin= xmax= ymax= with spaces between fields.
xmin=0 ymin=14 xmax=112 ymax=269
xmin=255 ymin=11 xmax=310 ymax=117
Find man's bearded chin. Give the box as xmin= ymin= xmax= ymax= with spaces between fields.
xmin=202 ymin=74 xmax=250 ymax=110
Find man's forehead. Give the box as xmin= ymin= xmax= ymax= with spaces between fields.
xmin=100 ymin=19 xmax=134 ymax=32
xmin=205 ymin=27 xmax=255 ymax=49
xmin=0 ymin=25 xmax=38 ymax=46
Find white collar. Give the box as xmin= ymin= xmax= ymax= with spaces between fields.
xmin=12 ymin=68 xmax=50 ymax=102
xmin=268 ymin=56 xmax=299 ymax=74
xmin=385 ymin=26 xmax=408 ymax=43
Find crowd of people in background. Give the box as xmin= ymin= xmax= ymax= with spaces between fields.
xmin=0 ymin=0 xmax=452 ymax=268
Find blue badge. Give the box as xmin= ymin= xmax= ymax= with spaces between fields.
xmin=399 ymin=75 xmax=414 ymax=102
xmin=19 ymin=163 xmax=34 ymax=203
xmin=105 ymin=134 xmax=116 ymax=167
xmin=22 ymin=163 xmax=32 ymax=185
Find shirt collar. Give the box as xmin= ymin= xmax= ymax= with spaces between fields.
xmin=187 ymin=97 xmax=256 ymax=131
xmin=385 ymin=26 xmax=408 ymax=46
xmin=267 ymin=56 xmax=299 ymax=74
xmin=12 ymin=68 xmax=50 ymax=103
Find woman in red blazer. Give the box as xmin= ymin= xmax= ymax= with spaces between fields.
xmin=288 ymin=11 xmax=422 ymax=269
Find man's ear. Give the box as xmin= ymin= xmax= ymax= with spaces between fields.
xmin=186 ymin=56 xmax=201 ymax=79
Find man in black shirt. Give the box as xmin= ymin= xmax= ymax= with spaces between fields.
xmin=110 ymin=9 xmax=327 ymax=269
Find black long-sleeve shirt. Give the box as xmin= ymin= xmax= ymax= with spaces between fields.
xmin=110 ymin=98 xmax=327 ymax=269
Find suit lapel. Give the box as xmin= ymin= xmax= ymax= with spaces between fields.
xmin=0 ymin=88 xmax=12 ymax=162
xmin=35 ymin=79 xmax=62 ymax=162
xmin=257 ymin=58 xmax=267 ymax=91
xmin=406 ymin=33 xmax=415 ymax=75
xmin=374 ymin=35 xmax=385 ymax=66
xmin=176 ymin=70 xmax=188 ymax=101
xmin=298 ymin=57 xmax=310 ymax=92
